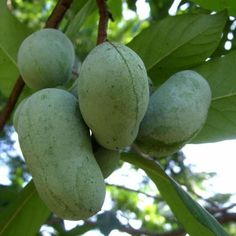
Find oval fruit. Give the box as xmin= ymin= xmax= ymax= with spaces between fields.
xmin=94 ymin=147 xmax=120 ymax=179
xmin=136 ymin=70 xmax=212 ymax=157
xmin=14 ymin=88 xmax=105 ymax=220
xmin=17 ymin=29 xmax=75 ymax=90
xmin=78 ymin=42 xmax=149 ymax=150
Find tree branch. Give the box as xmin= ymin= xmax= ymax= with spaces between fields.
xmin=96 ymin=0 xmax=112 ymax=45
xmin=0 ymin=0 xmax=74 ymax=133
xmin=45 ymin=0 xmax=73 ymax=28
xmin=107 ymin=183 xmax=163 ymax=201
xmin=0 ymin=78 xmax=25 ymax=132
xmin=84 ymin=219 xmax=185 ymax=236
xmin=217 ymin=212 xmax=236 ymax=224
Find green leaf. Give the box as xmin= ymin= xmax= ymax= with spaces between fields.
xmin=0 ymin=185 xmax=18 ymax=208
xmin=190 ymin=0 xmax=236 ymax=16
xmin=108 ymin=0 xmax=122 ymax=21
xmin=0 ymin=0 xmax=31 ymax=97
xmin=128 ymin=12 xmax=227 ymax=86
xmin=0 ymin=180 xmax=50 ymax=236
xmin=191 ymin=50 xmax=236 ymax=143
xmin=65 ymin=0 xmax=97 ymax=42
xmin=0 ymin=48 xmax=19 ymax=97
xmin=0 ymin=0 xmax=31 ymax=64
xmin=122 ymin=153 xmax=228 ymax=236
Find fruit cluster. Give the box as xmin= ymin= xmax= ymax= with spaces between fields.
xmin=14 ymin=28 xmax=211 ymax=220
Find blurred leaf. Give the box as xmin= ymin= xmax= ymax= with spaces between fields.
xmin=108 ymin=0 xmax=122 ymax=21
xmin=148 ymin=0 xmax=173 ymax=20
xmin=192 ymin=50 xmax=236 ymax=143
xmin=65 ymin=0 xmax=97 ymax=42
xmin=10 ymin=0 xmax=56 ymax=29
xmin=0 ymin=180 xmax=50 ymax=236
xmin=207 ymin=194 xmax=232 ymax=205
xmin=69 ymin=0 xmax=89 ymax=13
xmin=97 ymin=211 xmax=121 ymax=235
xmin=126 ymin=0 xmax=137 ymax=11
xmin=128 ymin=12 xmax=227 ymax=86
xmin=122 ymin=153 xmax=228 ymax=236
xmin=190 ymin=0 xmax=236 ymax=16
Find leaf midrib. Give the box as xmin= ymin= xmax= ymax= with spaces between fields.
xmin=0 ymin=44 xmax=17 ymax=67
xmin=212 ymin=93 xmax=236 ymax=101
xmin=147 ymin=14 xmax=223 ymax=71
xmin=0 ymin=187 xmax=36 ymax=235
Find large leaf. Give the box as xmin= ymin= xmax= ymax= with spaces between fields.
xmin=190 ymin=0 xmax=236 ymax=17
xmin=0 ymin=0 xmax=31 ymax=64
xmin=65 ymin=0 xmax=97 ymax=42
xmin=0 ymin=185 xmax=18 ymax=208
xmin=191 ymin=50 xmax=236 ymax=143
xmin=0 ymin=48 xmax=19 ymax=97
xmin=0 ymin=180 xmax=50 ymax=236
xmin=0 ymin=0 xmax=31 ymax=97
xmin=128 ymin=12 xmax=227 ymax=86
xmin=122 ymin=153 xmax=228 ymax=236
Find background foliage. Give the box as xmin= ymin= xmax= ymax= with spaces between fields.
xmin=1 ymin=0 xmax=236 ymax=235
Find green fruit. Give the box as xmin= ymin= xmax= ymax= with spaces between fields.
xmin=14 ymin=88 xmax=105 ymax=220
xmin=94 ymin=147 xmax=120 ymax=179
xmin=17 ymin=29 xmax=75 ymax=90
xmin=78 ymin=42 xmax=149 ymax=150
xmin=136 ymin=70 xmax=212 ymax=157
xmin=13 ymin=98 xmax=27 ymax=132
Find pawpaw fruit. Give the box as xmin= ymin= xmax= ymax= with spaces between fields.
xmin=136 ymin=70 xmax=212 ymax=157
xmin=77 ymin=42 xmax=149 ymax=150
xmin=17 ymin=29 xmax=75 ymax=90
xmin=94 ymin=147 xmax=120 ymax=179
xmin=14 ymin=88 xmax=105 ymax=220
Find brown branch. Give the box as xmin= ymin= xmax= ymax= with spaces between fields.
xmin=217 ymin=212 xmax=236 ymax=224
xmin=84 ymin=210 xmax=236 ymax=236
xmin=119 ymin=224 xmax=185 ymax=236
xmin=107 ymin=183 xmax=163 ymax=201
xmin=207 ymin=203 xmax=236 ymax=214
xmin=0 ymin=78 xmax=25 ymax=132
xmin=96 ymin=0 xmax=112 ymax=45
xmin=84 ymin=219 xmax=185 ymax=236
xmin=45 ymin=0 xmax=73 ymax=28
xmin=0 ymin=0 xmax=74 ymax=133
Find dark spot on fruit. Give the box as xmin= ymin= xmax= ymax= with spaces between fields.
xmin=41 ymin=94 xmax=47 ymax=100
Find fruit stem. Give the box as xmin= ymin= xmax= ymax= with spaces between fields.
xmin=96 ymin=0 xmax=114 ymax=45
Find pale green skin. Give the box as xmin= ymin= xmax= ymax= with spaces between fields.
xmin=17 ymin=29 xmax=75 ymax=90
xmin=14 ymin=89 xmax=106 ymax=220
xmin=78 ymin=42 xmax=149 ymax=150
xmin=136 ymin=70 xmax=212 ymax=157
xmin=94 ymin=147 xmax=120 ymax=179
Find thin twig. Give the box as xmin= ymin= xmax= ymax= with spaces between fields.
xmin=0 ymin=0 xmax=74 ymax=133
xmin=96 ymin=0 xmax=111 ymax=45
xmin=84 ymin=219 xmax=185 ymax=236
xmin=106 ymin=183 xmax=163 ymax=201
